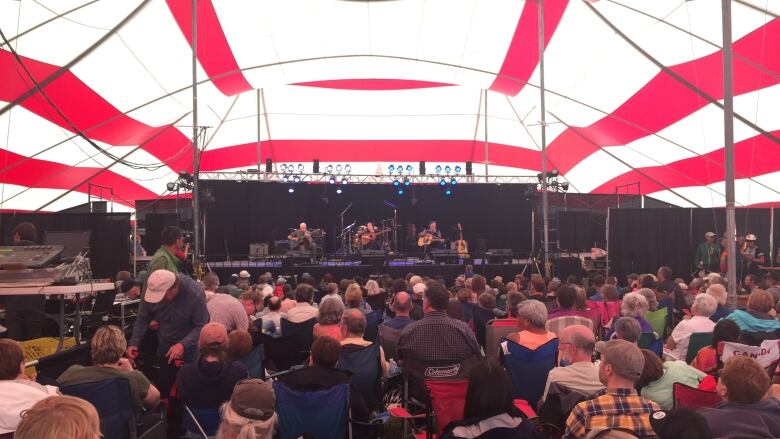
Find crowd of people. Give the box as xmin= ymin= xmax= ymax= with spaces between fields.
xmin=1 ymin=226 xmax=780 ymax=438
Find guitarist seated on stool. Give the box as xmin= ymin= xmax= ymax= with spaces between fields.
xmin=288 ymin=222 xmax=313 ymax=252
xmin=361 ymin=222 xmax=383 ymax=251
xmin=418 ymin=220 xmax=445 ymax=256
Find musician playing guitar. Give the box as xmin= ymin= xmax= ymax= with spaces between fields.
xmin=418 ymin=220 xmax=445 ymax=257
xmin=288 ymin=222 xmax=313 ymax=252
xmin=360 ymin=222 xmax=383 ymax=250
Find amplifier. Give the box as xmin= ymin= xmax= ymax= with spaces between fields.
xmin=0 ymin=245 xmax=64 ymax=269
xmin=249 ymin=243 xmax=269 ymax=260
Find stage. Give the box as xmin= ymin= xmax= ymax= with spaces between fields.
xmin=204 ymin=260 xmax=543 ymax=285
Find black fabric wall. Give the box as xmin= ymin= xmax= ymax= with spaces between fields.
xmin=202 ymin=181 xmax=532 ymax=258
xmin=609 ymin=208 xmax=774 ymax=280
xmin=0 ymin=213 xmax=130 ymax=278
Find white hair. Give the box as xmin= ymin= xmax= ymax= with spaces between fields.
xmin=693 ymin=293 xmax=718 ymax=317
xmin=621 ymin=292 xmax=649 ymax=318
xmin=365 ymin=279 xmax=382 ymax=296
xmin=409 ymin=276 xmax=423 ymax=286
xmin=706 ymin=284 xmax=727 ymax=305
xmin=217 ymin=403 xmax=276 ymax=439
xmin=517 ymin=299 xmax=548 ymax=328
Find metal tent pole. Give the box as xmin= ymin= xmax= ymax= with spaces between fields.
xmin=191 ymin=0 xmax=201 ymax=270
xmin=539 ymin=0 xmax=550 ymax=279
xmin=722 ymin=0 xmax=737 ymax=307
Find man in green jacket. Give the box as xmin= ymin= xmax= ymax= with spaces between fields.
xmin=142 ymin=226 xmax=183 ymax=298
xmin=694 ymin=231 xmax=720 ymax=274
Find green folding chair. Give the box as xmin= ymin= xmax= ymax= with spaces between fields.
xmin=645 ymin=307 xmax=668 ymax=339
xmin=685 ymin=332 xmax=713 ymax=364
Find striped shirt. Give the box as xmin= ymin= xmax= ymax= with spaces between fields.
xmin=564 ymin=388 xmax=660 ymax=438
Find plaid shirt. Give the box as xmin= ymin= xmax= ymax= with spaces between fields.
xmin=398 ymin=310 xmax=481 ymax=363
xmin=564 ymin=388 xmax=660 ymax=439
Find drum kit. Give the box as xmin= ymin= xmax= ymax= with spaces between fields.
xmin=337 ymin=219 xmax=398 ymax=254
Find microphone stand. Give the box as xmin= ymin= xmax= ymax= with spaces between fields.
xmin=337 ymin=202 xmax=353 ymax=254
xmin=384 ymin=200 xmax=398 ymax=254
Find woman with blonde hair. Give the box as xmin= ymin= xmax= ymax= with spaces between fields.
xmin=365 ymin=279 xmax=383 ymax=296
xmin=15 ymin=395 xmax=100 ymax=439
xmin=344 ymin=282 xmax=372 ymax=314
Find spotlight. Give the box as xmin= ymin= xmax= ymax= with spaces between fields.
xmin=166 ymin=182 xmax=176 ymax=191
xmin=388 ymin=164 xmax=395 ymax=173
xmin=293 ymin=175 xmax=301 ymax=183
xmin=282 ymin=175 xmax=290 ymax=183
xmin=392 ymin=179 xmax=400 ymax=187
xmin=439 ymin=178 xmax=447 ymax=186
xmin=451 ymin=178 xmax=457 ymax=186
xmin=561 ymin=182 xmax=570 ymax=192
xmin=404 ymin=177 xmax=411 ymax=186
xmin=328 ymin=175 xmax=336 ymax=184
xmin=444 ymin=165 xmax=452 ymax=174
xmin=396 ymin=164 xmax=403 ymax=173
xmin=444 ymin=188 xmax=453 ymax=196
xmin=336 ymin=164 xmax=343 ymax=173
xmin=280 ymin=164 xmax=288 ymax=173
xmin=341 ymin=176 xmax=349 ymax=185
xmin=297 ymin=164 xmax=304 ymax=172
xmin=336 ymin=186 xmax=343 ymax=194
xmin=454 ymin=165 xmax=462 ymax=173
xmin=537 ymin=172 xmax=545 ymax=183
xmin=551 ymin=169 xmax=559 ymax=177
xmin=288 ymin=186 xmax=295 ymax=193
xmin=344 ymin=164 xmax=351 ymax=174
xmin=397 ymin=188 xmax=405 ymax=195
xmin=326 ymin=164 xmax=334 ymax=174
xmin=435 ymin=165 xmax=442 ymax=174
xmin=405 ymin=165 xmax=413 ymax=173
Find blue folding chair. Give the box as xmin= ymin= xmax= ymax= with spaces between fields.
xmin=638 ymin=332 xmax=663 ymax=357
xmin=182 ymin=405 xmax=221 ymax=438
xmin=364 ymin=309 xmax=384 ymax=342
xmin=273 ymin=381 xmax=350 ymax=439
xmin=60 ymin=378 xmax=137 ymax=439
xmin=339 ymin=342 xmax=382 ymax=410
xmin=238 ymin=343 xmax=265 ymax=379
xmin=499 ymin=337 xmax=559 ymax=408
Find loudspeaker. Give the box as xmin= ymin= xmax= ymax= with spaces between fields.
xmin=556 ymin=257 xmax=582 ymax=280
xmin=265 ymin=158 xmax=272 ymax=172
xmin=465 ymin=161 xmax=473 ymax=176
xmin=313 ymin=159 xmax=320 ymax=174
xmin=419 ymin=161 xmax=426 ymax=175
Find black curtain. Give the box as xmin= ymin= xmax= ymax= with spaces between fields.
xmin=202 ymin=181 xmax=532 ymax=258
xmin=0 ymin=213 xmax=130 ymax=278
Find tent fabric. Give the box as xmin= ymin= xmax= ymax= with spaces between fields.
xmin=1 ymin=0 xmax=779 ymax=211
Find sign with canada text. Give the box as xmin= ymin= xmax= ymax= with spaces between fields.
xmin=721 ymin=340 xmax=780 ymax=368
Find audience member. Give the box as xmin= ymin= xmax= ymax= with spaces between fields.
xmin=207 ymin=287 xmax=251 ymax=332
xmin=215 ymin=379 xmax=276 ymax=439
xmin=446 ymin=299 xmax=465 ymax=321
xmin=120 ymin=279 xmax=142 ymax=299
xmin=203 ymin=272 xmax=220 ymax=299
xmin=239 ymin=290 xmax=264 ymax=322
xmin=637 ymin=349 xmax=705 ymax=410
xmin=549 ymin=285 xmax=581 ymax=318
xmin=383 ymin=291 xmax=414 ymax=330
xmin=647 ymin=408 xmax=714 ymax=439
xmin=607 ymin=293 xmax=653 ymax=338
xmin=504 ymin=300 xmax=557 ymax=349
xmin=276 ymin=336 xmax=370 ymax=422
xmin=614 ymin=317 xmax=642 ymax=344
xmin=542 ymin=325 xmax=604 ymax=403
xmin=706 ymin=284 xmax=732 ymax=322
xmin=602 ymin=284 xmax=619 ymax=302
xmin=14 ymin=395 xmax=100 ymax=439
xmin=698 ymin=356 xmax=780 ymax=438
xmin=259 ymin=296 xmax=285 ymax=337
xmin=528 ymin=276 xmax=546 ymax=299
xmin=657 ymin=266 xmax=685 ymax=311
xmin=690 ymin=319 xmax=740 ymax=374
xmin=319 ymin=282 xmax=343 ymax=305
xmin=340 ymin=309 xmax=389 ymax=377
xmin=313 ymin=298 xmax=345 ymax=341
xmin=665 ymin=294 xmax=717 ymax=360
xmin=565 ymin=339 xmax=660 ymax=438
xmin=456 ymin=288 xmax=476 ymax=322
xmin=441 ymin=358 xmax=537 ymax=439
xmin=226 ymin=330 xmax=253 ymax=362
xmin=279 ymin=286 xmax=296 ymax=313
xmin=285 ymin=284 xmax=319 ymax=323
xmin=345 ymin=283 xmax=372 ymax=314
xmin=128 ymin=270 xmax=209 ymax=365
xmin=764 ymin=271 xmax=780 ymax=303
xmin=398 ymin=283 xmax=481 ymax=363
xmin=491 ymin=291 xmax=525 ymax=327
xmin=59 ymin=325 xmax=160 ymax=418
xmin=637 ymin=288 xmax=658 ymax=312
xmin=365 ymin=279 xmax=383 ymax=296
xmin=175 ymin=322 xmax=248 ymax=411
xmin=726 ymin=289 xmax=780 ymax=333
xmin=0 ymin=340 xmax=58 ymax=435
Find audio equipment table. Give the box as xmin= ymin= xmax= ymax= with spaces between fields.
xmin=0 ymin=282 xmax=114 ymax=350
xmin=0 ymin=245 xmax=64 ymax=268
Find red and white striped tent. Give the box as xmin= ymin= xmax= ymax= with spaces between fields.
xmin=1 ymin=0 xmax=777 ymax=212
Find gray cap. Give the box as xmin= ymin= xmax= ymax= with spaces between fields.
xmin=595 ymin=339 xmax=645 ymax=381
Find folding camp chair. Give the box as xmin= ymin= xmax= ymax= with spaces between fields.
xmin=238 ymin=343 xmax=265 ymax=379
xmin=378 ymin=324 xmax=402 ymax=361
xmin=500 ymin=337 xmax=558 ymax=408
xmin=485 ymin=319 xmax=516 ymax=357
xmin=672 ymin=382 xmax=719 ymax=410
xmin=273 ymin=381 xmax=350 ymax=439
xmin=471 ymin=306 xmax=496 ymax=349
xmin=685 ymin=332 xmax=713 ymax=364
xmin=339 ymin=342 xmax=382 ymax=410
xmin=645 ymin=307 xmax=668 ymax=339
xmin=182 ymin=405 xmax=220 ymax=438
xmin=638 ymin=332 xmax=663 ymax=357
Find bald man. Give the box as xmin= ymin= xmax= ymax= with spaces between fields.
xmin=383 ymin=292 xmax=414 ymax=331
xmin=541 ymin=325 xmax=604 ymax=402
xmin=288 ymin=222 xmax=313 ymax=251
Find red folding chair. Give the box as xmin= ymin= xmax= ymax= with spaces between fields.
xmin=672 ymin=382 xmax=719 ymax=410
xmin=389 ymin=379 xmax=468 ymax=439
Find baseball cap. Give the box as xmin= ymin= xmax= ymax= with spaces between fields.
xmin=705 ymin=232 xmax=716 ymax=238
xmin=746 ymin=233 xmax=757 ymax=241
xmin=198 ymin=322 xmax=228 ymax=349
xmin=276 ymin=276 xmax=287 ymax=284
xmin=595 ymin=339 xmax=644 ymax=380
xmin=144 ymin=270 xmax=176 ymax=304
xmin=239 ymin=270 xmax=250 ymax=279
xmin=649 ymin=409 xmax=713 ymax=439
xmin=230 ymin=379 xmax=276 ymax=421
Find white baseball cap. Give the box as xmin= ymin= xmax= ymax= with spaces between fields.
xmin=745 ymin=234 xmax=757 ymax=241
xmin=239 ymin=270 xmax=250 ymax=279
xmin=705 ymin=232 xmax=716 ymax=238
xmin=145 ymin=270 xmax=176 ymax=304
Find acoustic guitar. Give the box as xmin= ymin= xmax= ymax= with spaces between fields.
xmin=454 ymin=223 xmax=468 ymax=257
xmin=417 ymin=233 xmax=446 ymax=247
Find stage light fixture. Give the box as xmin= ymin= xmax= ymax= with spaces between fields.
xmin=435 ymin=165 xmax=442 ymax=174
xmin=297 ymin=164 xmax=304 ymax=172
xmin=335 ymin=164 xmax=342 ymax=173
xmin=327 ymin=175 xmax=335 ymax=184
xmin=344 ymin=164 xmax=351 ymax=173
xmin=336 ymin=186 xmax=343 ymax=194
xmin=282 ymin=175 xmax=290 ymax=183
xmin=341 ymin=176 xmax=349 ymax=185
xmin=396 ymin=164 xmax=403 ymax=174
xmin=444 ymin=188 xmax=453 ymax=196
xmin=392 ymin=179 xmax=400 ymax=187
xmin=454 ymin=165 xmax=462 ymax=173
xmin=451 ymin=177 xmax=457 ymax=186
xmin=388 ymin=164 xmax=394 ymax=173
xmin=166 ymin=182 xmax=176 ymax=191
xmin=405 ymin=165 xmax=413 ymax=173
xmin=560 ymin=182 xmax=570 ymax=192
xmin=326 ymin=164 xmax=334 ymax=174
xmin=288 ymin=186 xmax=295 ymax=193
xmin=397 ymin=188 xmax=405 ymax=195
xmin=439 ymin=178 xmax=447 ymax=186
xmin=403 ymin=177 xmax=411 ymax=187
xmin=293 ymin=175 xmax=301 ymax=183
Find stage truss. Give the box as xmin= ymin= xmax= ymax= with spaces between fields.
xmin=198 ymin=171 xmax=540 ymax=185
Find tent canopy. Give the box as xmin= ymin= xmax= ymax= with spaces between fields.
xmin=1 ymin=0 xmax=778 ymax=211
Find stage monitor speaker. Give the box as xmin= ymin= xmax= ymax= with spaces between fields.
xmin=265 ymin=158 xmax=272 ymax=172
xmin=486 ymin=248 xmax=512 ymax=264
xmin=556 ymin=257 xmax=582 ymax=281
xmin=431 ymin=249 xmax=459 ymax=264
xmin=249 ymin=243 xmax=269 ymax=260
xmin=419 ymin=161 xmax=426 ymax=175
xmin=360 ymin=250 xmax=386 ymax=265
xmin=465 ymin=161 xmax=473 ymax=176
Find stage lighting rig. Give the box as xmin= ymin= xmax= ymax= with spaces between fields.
xmin=536 ymin=169 xmax=569 ymax=193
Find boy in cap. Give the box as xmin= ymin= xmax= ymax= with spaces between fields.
xmin=564 ymin=339 xmax=660 ymax=438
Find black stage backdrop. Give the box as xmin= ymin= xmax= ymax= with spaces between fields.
xmin=0 ymin=213 xmax=130 ymax=279
xmin=609 ymin=208 xmax=774 ymax=280
xmin=201 ymin=181 xmax=532 ymax=258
